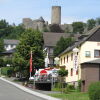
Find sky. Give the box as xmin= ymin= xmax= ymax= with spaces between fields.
xmin=0 ymin=0 xmax=100 ymax=25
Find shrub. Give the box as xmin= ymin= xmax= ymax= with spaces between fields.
xmin=77 ymin=80 xmax=82 ymax=92
xmin=67 ymin=84 xmax=75 ymax=90
xmin=88 ymin=82 xmax=100 ymax=100
xmin=58 ymin=69 xmax=68 ymax=77
xmin=14 ymin=66 xmax=20 ymax=72
xmin=1 ymin=67 xmax=14 ymax=77
xmin=65 ymin=84 xmax=75 ymax=92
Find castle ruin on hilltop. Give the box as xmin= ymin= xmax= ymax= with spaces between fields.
xmin=22 ymin=6 xmax=73 ymax=33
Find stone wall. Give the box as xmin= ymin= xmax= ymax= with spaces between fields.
xmin=22 ymin=17 xmax=47 ymax=31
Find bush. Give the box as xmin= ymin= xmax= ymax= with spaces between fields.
xmin=67 ymin=84 xmax=75 ymax=90
xmin=1 ymin=67 xmax=14 ymax=77
xmin=88 ymin=82 xmax=100 ymax=100
xmin=65 ymin=84 xmax=75 ymax=93
xmin=77 ymin=80 xmax=82 ymax=92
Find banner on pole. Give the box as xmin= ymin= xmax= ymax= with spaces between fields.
xmin=73 ymin=53 xmax=78 ymax=71
xmin=30 ymin=51 xmax=32 ymax=72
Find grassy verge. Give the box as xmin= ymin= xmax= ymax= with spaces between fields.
xmin=49 ymin=92 xmax=89 ymax=100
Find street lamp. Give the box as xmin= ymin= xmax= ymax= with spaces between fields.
xmin=73 ymin=47 xmax=79 ymax=53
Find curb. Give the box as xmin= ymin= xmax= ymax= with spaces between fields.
xmin=0 ymin=77 xmax=61 ymax=100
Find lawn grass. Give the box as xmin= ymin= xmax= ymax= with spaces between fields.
xmin=49 ymin=92 xmax=89 ymax=100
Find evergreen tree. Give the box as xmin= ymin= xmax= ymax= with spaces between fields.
xmin=54 ymin=37 xmax=74 ymax=56
xmin=13 ymin=29 xmax=44 ymax=78
xmin=0 ymin=19 xmax=12 ymax=38
xmin=0 ymin=39 xmax=5 ymax=53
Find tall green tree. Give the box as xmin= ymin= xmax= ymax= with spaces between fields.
xmin=0 ymin=19 xmax=13 ymax=38
xmin=13 ymin=29 xmax=44 ymax=78
xmin=87 ymin=19 xmax=96 ymax=31
xmin=72 ymin=22 xmax=85 ymax=34
xmin=0 ymin=39 xmax=5 ymax=53
xmin=54 ymin=37 xmax=74 ymax=56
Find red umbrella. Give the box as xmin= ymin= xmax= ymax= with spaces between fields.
xmin=40 ymin=70 xmax=47 ymax=75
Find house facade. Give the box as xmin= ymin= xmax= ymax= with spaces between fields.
xmin=43 ymin=32 xmax=80 ymax=66
xmin=4 ymin=39 xmax=19 ymax=51
xmin=58 ymin=26 xmax=100 ymax=88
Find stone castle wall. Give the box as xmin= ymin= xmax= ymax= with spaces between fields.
xmin=22 ymin=17 xmax=47 ymax=31
xmin=22 ymin=17 xmax=73 ymax=32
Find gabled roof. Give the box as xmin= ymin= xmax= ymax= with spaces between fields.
xmin=4 ymin=39 xmax=19 ymax=45
xmin=0 ymin=48 xmax=15 ymax=55
xmin=59 ymin=26 xmax=100 ymax=56
xmin=43 ymin=32 xmax=70 ymax=47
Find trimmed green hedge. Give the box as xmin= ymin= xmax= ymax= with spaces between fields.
xmin=88 ymin=82 xmax=100 ymax=100
xmin=1 ymin=67 xmax=14 ymax=77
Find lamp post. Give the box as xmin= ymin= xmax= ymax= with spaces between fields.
xmin=51 ymin=57 xmax=59 ymax=89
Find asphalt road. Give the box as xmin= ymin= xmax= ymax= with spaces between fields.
xmin=0 ymin=79 xmax=46 ymax=100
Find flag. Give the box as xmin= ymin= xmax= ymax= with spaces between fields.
xmin=30 ymin=51 xmax=32 ymax=72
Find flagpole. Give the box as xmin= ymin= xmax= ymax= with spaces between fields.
xmin=30 ymin=72 xmax=31 ymax=78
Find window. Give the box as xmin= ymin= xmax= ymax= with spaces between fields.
xmin=11 ymin=44 xmax=14 ymax=48
xmin=49 ymin=48 xmax=53 ymax=54
xmin=71 ymin=53 xmax=73 ymax=61
xmin=85 ymin=51 xmax=91 ymax=57
xmin=66 ymin=70 xmax=68 ymax=77
xmin=76 ymin=70 xmax=78 ymax=75
xmin=61 ymin=58 xmax=62 ymax=64
xmin=94 ymin=50 xmax=100 ymax=57
xmin=67 ymin=55 xmax=68 ymax=63
xmin=64 ymin=57 xmax=65 ymax=64
xmin=5 ymin=45 xmax=8 ymax=48
xmin=71 ymin=68 xmax=73 ymax=76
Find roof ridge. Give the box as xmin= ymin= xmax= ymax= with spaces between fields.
xmin=58 ymin=26 xmax=100 ymax=57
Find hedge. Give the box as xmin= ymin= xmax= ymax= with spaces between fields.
xmin=88 ymin=82 xmax=100 ymax=100
xmin=1 ymin=67 xmax=14 ymax=77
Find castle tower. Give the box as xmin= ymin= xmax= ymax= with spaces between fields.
xmin=51 ymin=6 xmax=61 ymax=25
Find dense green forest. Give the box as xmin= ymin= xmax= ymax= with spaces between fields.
xmin=0 ymin=19 xmax=25 ymax=40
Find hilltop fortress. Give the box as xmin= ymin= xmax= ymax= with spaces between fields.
xmin=22 ymin=6 xmax=73 ymax=33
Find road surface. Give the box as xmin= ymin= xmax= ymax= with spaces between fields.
xmin=0 ymin=79 xmax=46 ymax=100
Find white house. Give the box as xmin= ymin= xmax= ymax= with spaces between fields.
xmin=4 ymin=39 xmax=19 ymax=51
xmin=58 ymin=26 xmax=100 ymax=87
